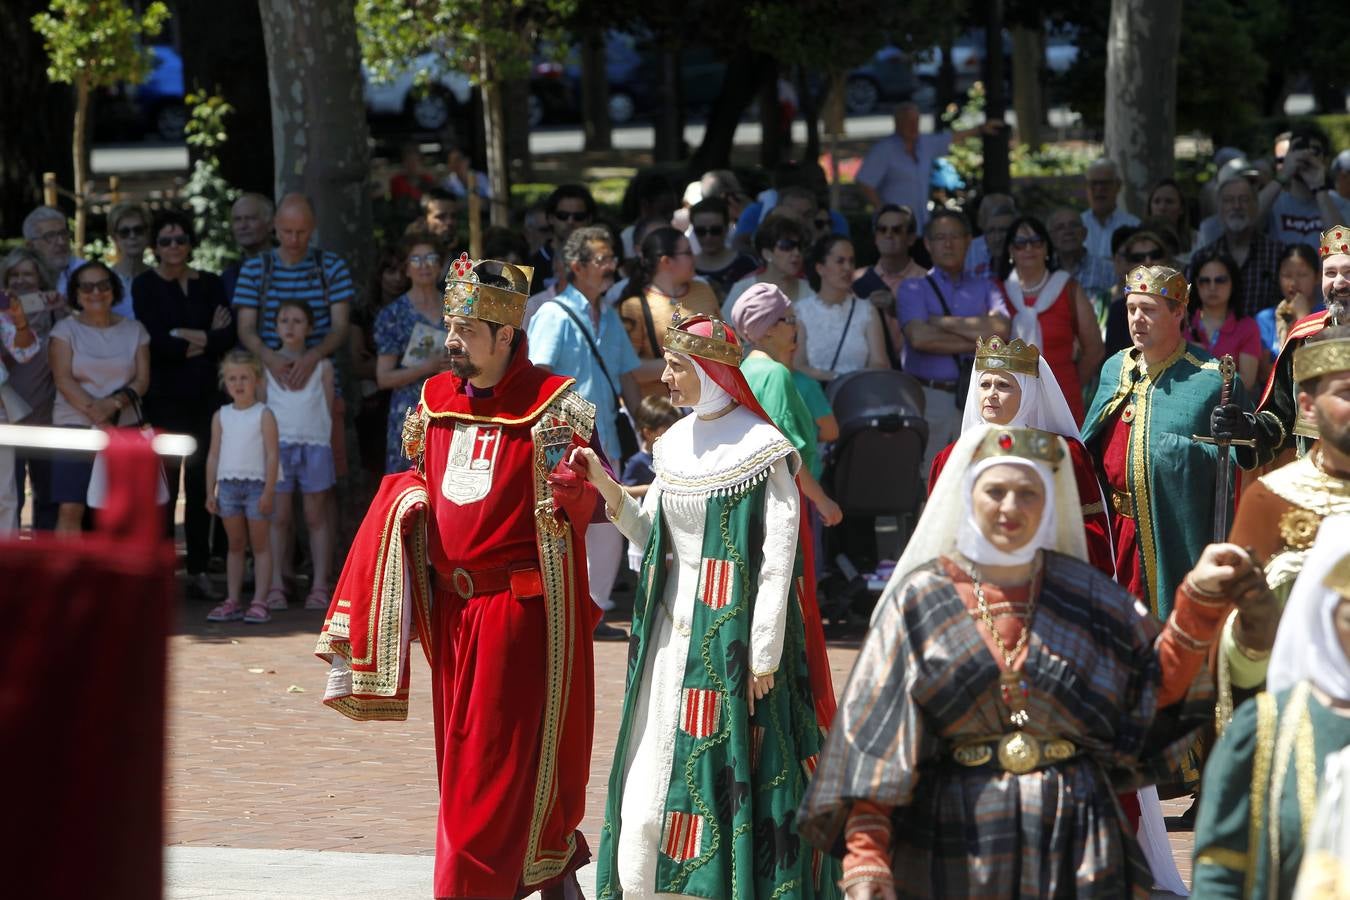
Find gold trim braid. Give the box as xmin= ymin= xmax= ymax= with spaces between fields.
xmin=1246 ymin=690 xmax=1278 ymax=898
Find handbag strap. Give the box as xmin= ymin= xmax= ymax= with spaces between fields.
xmin=925 ymin=274 xmax=966 ymax=375
xmin=549 ymin=299 xmax=621 ymax=399
xmin=637 ymin=291 xmax=662 ymax=358
xmin=828 ymin=297 xmax=858 ymax=371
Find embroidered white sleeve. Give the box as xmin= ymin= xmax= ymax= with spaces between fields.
xmin=750 ymin=461 xmax=801 ymax=677
xmin=611 ymin=483 xmax=660 ymax=550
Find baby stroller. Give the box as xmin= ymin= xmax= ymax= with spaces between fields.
xmin=818 ymin=369 xmax=928 ymax=621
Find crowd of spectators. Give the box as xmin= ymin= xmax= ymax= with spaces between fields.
xmin=2 ymin=109 xmax=1345 ymax=624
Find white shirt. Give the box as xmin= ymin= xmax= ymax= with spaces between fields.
xmin=265 ymin=361 xmax=331 ymax=446
xmin=217 ymin=402 xmax=268 ymax=481
xmin=1080 ymin=207 xmax=1140 ymax=260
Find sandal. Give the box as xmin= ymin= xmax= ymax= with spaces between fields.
xmin=264 ymin=586 xmax=289 ymax=611
xmin=206 ymin=598 xmax=244 ymax=622
xmin=243 ymin=601 xmax=272 ymax=624
xmin=304 ymin=586 xmax=331 ymax=610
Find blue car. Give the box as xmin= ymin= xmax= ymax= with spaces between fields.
xmin=137 ymin=45 xmax=187 ymax=141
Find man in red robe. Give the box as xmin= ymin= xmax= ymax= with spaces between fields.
xmin=318 ymin=254 xmax=600 ymax=899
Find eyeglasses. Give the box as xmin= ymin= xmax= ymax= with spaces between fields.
xmin=774 ymin=239 xmax=800 ymax=252
xmin=585 ymin=254 xmax=618 ymax=268
xmin=1009 ymin=236 xmax=1046 ymax=250
xmin=156 ymin=234 xmax=190 ymax=248
xmin=408 ymin=253 xmax=442 ymax=267
xmin=1196 ymin=275 xmax=1231 ymax=286
xmin=34 ymin=228 xmax=69 ymax=244
xmin=928 ymin=232 xmax=966 ymax=244
xmin=554 ymin=210 xmax=590 ymax=223
xmin=1126 ymin=248 xmax=1166 ymax=264
xmin=693 ymin=225 xmax=725 ymax=238
xmin=76 ymin=279 xmax=113 ymax=295
xmin=874 ymin=224 xmax=908 ymax=237
xmin=116 ymin=224 xmax=147 ymax=239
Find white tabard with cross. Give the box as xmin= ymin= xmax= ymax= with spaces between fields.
xmin=441 ymin=422 xmax=502 ymax=505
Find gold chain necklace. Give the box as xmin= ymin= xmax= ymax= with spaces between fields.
xmin=968 ymin=564 xmax=1036 ymax=728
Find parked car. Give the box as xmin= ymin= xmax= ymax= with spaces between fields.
xmin=363 ymin=53 xmax=474 ymax=133
xmin=843 ymin=45 xmax=920 ymax=115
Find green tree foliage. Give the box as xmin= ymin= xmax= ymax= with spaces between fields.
xmin=1062 ymin=0 xmax=1277 ymax=146
xmin=31 ymin=0 xmax=170 ymax=245
xmin=181 ymin=92 xmax=239 ymax=273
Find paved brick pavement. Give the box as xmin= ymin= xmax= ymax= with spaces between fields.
xmin=165 ymin=582 xmax=1195 ymax=896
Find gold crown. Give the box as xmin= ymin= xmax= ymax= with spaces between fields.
xmin=1326 ymin=552 xmax=1350 ymax=597
xmin=975 ymin=336 xmax=1040 ymax=377
xmin=442 ymin=253 xmax=534 ymax=328
xmin=1293 ymin=334 xmax=1350 ymax=384
xmin=974 ymin=427 xmax=1065 ymax=471
xmin=1321 ymin=225 xmax=1350 ymax=259
xmin=1124 ymin=265 xmax=1188 ymax=305
xmin=664 ymin=316 xmax=743 ymax=367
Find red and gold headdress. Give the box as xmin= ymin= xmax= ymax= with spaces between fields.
xmin=442 ymin=252 xmax=534 ymax=328
xmin=1320 ymin=225 xmax=1350 ymax=259
xmin=973 ymin=427 xmax=1066 ymax=471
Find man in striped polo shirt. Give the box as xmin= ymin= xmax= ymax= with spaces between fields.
xmin=233 ymin=193 xmax=353 ymax=388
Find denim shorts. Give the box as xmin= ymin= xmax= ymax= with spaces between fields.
xmin=217 ymin=478 xmax=269 ymax=520
xmin=277 ymin=442 xmax=336 ymax=494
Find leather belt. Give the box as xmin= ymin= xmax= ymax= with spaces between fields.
xmin=952 ymin=732 xmax=1078 ymax=775
xmin=1110 ymin=489 xmax=1136 ymax=519
xmin=914 ymin=376 xmax=959 ymax=391
xmin=433 ymin=561 xmax=544 ymax=600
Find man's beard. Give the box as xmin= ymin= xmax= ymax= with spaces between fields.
xmin=1326 ymin=295 xmax=1347 ymax=326
xmin=448 ymin=352 xmax=480 ymax=379
xmin=1223 ymin=212 xmax=1252 ymax=233
xmin=1317 ymin=402 xmax=1350 ymax=457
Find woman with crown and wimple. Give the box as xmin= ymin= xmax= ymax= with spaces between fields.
xmin=568 ymin=314 xmax=841 ymax=899
xmin=797 ymin=424 xmax=1237 ymax=899
xmin=927 ymin=334 xmax=1113 ymax=575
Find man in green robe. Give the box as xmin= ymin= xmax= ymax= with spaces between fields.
xmin=1083 ymin=265 xmax=1255 ymax=619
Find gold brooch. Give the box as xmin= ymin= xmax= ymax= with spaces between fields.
xmin=998 ymin=731 xmax=1041 ymax=775
xmin=1278 ymin=508 xmax=1321 ymax=550
xmin=1121 ymin=403 xmax=1136 ymax=424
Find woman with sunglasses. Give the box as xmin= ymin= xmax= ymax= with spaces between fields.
xmin=721 ymin=212 xmax=815 ymax=319
xmin=49 ymin=260 xmax=150 ymax=533
xmin=375 ymin=235 xmax=452 ymax=473
xmin=854 ymin=204 xmax=925 ymax=367
xmin=994 ymin=215 xmax=1104 ymax=424
xmin=107 ymin=202 xmax=151 ymax=318
xmin=1186 ymin=252 xmax=1261 ymax=392
xmin=691 ymin=196 xmax=758 ymax=297
xmin=619 ymin=226 xmax=721 ymax=398
xmin=132 ymin=209 xmax=234 ymax=587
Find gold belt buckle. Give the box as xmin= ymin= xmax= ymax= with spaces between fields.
xmin=450 ymin=567 xmax=475 ymax=600
xmin=1110 ymin=490 xmax=1134 ymax=518
xmin=998 ymin=731 xmax=1042 ymax=775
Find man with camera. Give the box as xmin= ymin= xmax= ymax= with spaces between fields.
xmin=1259 ymin=126 xmax=1345 ymax=249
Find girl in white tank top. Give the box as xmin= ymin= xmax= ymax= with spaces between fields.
xmin=205 ymin=351 xmax=279 ymax=624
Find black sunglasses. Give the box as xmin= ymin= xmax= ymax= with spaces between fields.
xmin=76 ymin=278 xmax=113 ymax=294
xmin=1196 ymin=275 xmax=1230 ymax=286
xmin=1126 ymin=249 xmax=1166 ymax=264
xmin=157 ymin=234 xmax=191 ymax=248
xmin=554 ymin=210 xmax=590 ymax=223
xmin=117 ymin=224 xmax=147 ymax=239
xmin=874 ymin=224 xmax=908 ymax=237
xmin=693 ymin=225 xmax=725 ymax=238
xmin=1009 ymin=236 xmax=1046 ymax=250
xmin=774 ymin=238 xmax=801 ymax=252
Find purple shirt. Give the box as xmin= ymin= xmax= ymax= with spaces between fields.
xmin=896 ymin=266 xmax=1001 ymax=381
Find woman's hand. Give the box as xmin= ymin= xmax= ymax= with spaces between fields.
xmin=818 ymin=496 xmax=843 ymax=527
xmin=88 ymin=396 xmax=120 ymax=425
xmin=205 ymin=491 xmax=219 ymax=516
xmin=568 ymin=446 xmax=609 ymax=487
xmin=211 ymin=304 xmax=233 ymax=331
xmin=258 ymin=488 xmax=274 ymax=517
xmin=845 ymin=881 xmax=896 ymax=900
xmin=748 ymin=672 xmax=775 ymax=716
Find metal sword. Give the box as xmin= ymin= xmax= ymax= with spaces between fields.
xmin=1192 ymin=355 xmax=1253 ymax=542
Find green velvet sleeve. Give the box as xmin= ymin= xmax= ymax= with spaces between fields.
xmin=1193 ymin=693 xmax=1265 ymax=897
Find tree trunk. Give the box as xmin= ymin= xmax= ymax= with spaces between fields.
xmin=1010 ymin=25 xmax=1044 ymax=150
xmin=758 ymin=60 xmax=782 ymax=170
xmin=1104 ymin=0 xmax=1181 ymax=215
xmin=178 ymin=0 xmax=274 ymax=193
xmin=653 ymin=46 xmax=684 ymax=163
xmin=257 ymin=0 xmax=373 ymax=288
xmin=982 ymin=0 xmax=1010 ymax=195
xmin=479 ymin=54 xmax=511 ymax=227
xmin=0 ymin=0 xmax=74 ymax=234
xmin=504 ymin=77 xmax=532 ymax=183
xmin=689 ymin=52 xmax=763 ymax=172
xmin=799 ymin=66 xmax=820 ymax=166
xmin=580 ymin=27 xmax=611 ymax=153
xmin=73 ymin=79 xmax=91 ymax=249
